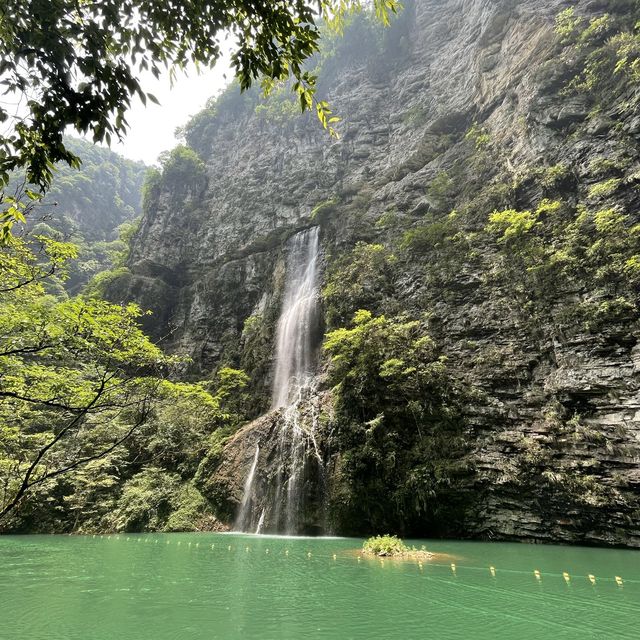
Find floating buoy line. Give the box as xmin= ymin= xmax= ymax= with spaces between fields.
xmin=87 ymin=535 xmax=636 ymax=588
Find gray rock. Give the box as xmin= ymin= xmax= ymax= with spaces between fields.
xmin=118 ymin=0 xmax=640 ymax=546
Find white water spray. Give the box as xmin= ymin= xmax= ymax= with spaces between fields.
xmin=234 ymin=444 xmax=260 ymax=531
xmin=255 ymin=509 xmax=265 ymax=535
xmin=236 ymin=227 xmax=324 ymax=534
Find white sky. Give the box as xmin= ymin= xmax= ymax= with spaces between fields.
xmin=0 ymin=58 xmax=232 ymax=168
xmin=106 ymin=58 xmax=232 ymax=165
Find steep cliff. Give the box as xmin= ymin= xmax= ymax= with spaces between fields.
xmin=116 ymin=0 xmax=640 ymax=546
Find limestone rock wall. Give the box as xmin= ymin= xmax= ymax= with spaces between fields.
xmin=121 ymin=0 xmax=640 ymax=546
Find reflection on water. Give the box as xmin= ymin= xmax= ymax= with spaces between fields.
xmin=0 ymin=533 xmax=638 ymax=640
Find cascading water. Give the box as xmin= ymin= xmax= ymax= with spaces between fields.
xmin=234 ymin=445 xmax=260 ymax=531
xmin=271 ymin=226 xmax=321 ymax=409
xmin=235 ymin=227 xmax=324 ymax=534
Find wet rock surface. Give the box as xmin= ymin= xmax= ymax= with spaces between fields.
xmin=199 ymin=394 xmax=330 ymax=536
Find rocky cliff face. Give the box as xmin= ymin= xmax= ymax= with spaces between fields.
xmin=118 ymin=0 xmax=640 ymax=546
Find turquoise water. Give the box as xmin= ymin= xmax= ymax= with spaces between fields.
xmin=0 ymin=533 xmax=638 ymax=639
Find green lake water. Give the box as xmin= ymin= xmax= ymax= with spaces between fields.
xmin=0 ymin=533 xmax=638 ymax=640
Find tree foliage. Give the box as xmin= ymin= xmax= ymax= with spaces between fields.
xmin=323 ymin=243 xmax=397 ymax=328
xmin=0 ymin=0 xmax=400 ymax=238
xmin=0 ymin=228 xmax=249 ymax=530
xmin=555 ymin=4 xmax=640 ymax=98
xmin=0 ymin=232 xmax=166 ymax=521
xmin=10 ymin=137 xmax=148 ymax=292
xmin=41 ymin=137 xmax=147 ymax=243
xmin=324 ymin=311 xmax=470 ymax=536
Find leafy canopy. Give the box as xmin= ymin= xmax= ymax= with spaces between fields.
xmin=323 ymin=311 xmax=469 ymax=535
xmin=0 ymin=0 xmax=400 ymax=238
xmin=0 ymin=227 xmax=246 ymax=526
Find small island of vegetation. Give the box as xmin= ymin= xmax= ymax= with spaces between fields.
xmin=363 ymin=535 xmax=434 ymax=560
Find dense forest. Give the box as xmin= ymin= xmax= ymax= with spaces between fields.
xmin=0 ymin=138 xmax=248 ymax=533
xmin=1 ymin=1 xmax=639 ymax=549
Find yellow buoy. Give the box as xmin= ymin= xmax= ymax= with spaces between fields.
xmin=588 ymin=574 xmax=596 ymax=584
xmin=615 ymin=576 xmax=624 ymax=586
xmin=490 ymin=566 xmax=496 ymax=577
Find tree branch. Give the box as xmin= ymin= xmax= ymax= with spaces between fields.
xmin=0 ymin=374 xmax=108 ymax=521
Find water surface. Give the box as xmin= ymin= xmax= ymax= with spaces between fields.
xmin=0 ymin=533 xmax=638 ymax=639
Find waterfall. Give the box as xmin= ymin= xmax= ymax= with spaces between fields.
xmin=271 ymin=227 xmax=321 ymax=409
xmin=235 ymin=227 xmax=324 ymax=534
xmin=234 ymin=445 xmax=260 ymax=531
xmin=255 ymin=509 xmax=265 ymax=535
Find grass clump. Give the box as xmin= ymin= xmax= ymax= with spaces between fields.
xmin=363 ymin=535 xmax=409 ymax=556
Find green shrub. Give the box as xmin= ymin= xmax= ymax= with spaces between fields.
xmin=586 ymin=297 xmax=636 ymax=329
xmin=311 ymin=198 xmax=340 ymax=223
xmin=555 ymin=8 xmax=583 ymax=43
xmin=160 ymin=145 xmax=207 ymax=191
xmin=375 ymin=210 xmax=408 ymax=231
xmin=254 ymin=83 xmax=301 ymax=124
xmin=588 ymin=157 xmax=629 ymax=177
xmin=322 ymin=243 xmax=396 ymax=328
xmin=82 ymin=266 xmax=131 ymax=299
xmin=588 ymin=178 xmax=622 ymax=199
xmin=324 ymin=311 xmax=470 ymax=536
xmin=141 ymin=168 xmax=162 ymax=215
xmin=465 ymin=122 xmax=491 ymax=149
xmin=111 ymin=470 xmax=212 ymax=533
xmin=363 ymin=535 xmax=408 ymax=556
xmin=426 ymin=171 xmax=457 ymax=210
xmin=556 ymin=6 xmax=640 ymax=99
xmin=486 ymin=208 xmax=539 ymax=243
xmin=165 ymin=484 xmax=209 ymax=532
xmin=594 ymin=207 xmax=627 ymax=234
xmin=540 ymin=163 xmax=570 ymax=189
xmin=111 ymin=467 xmax=181 ymax=532
xmin=578 ymin=14 xmax=613 ymax=45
